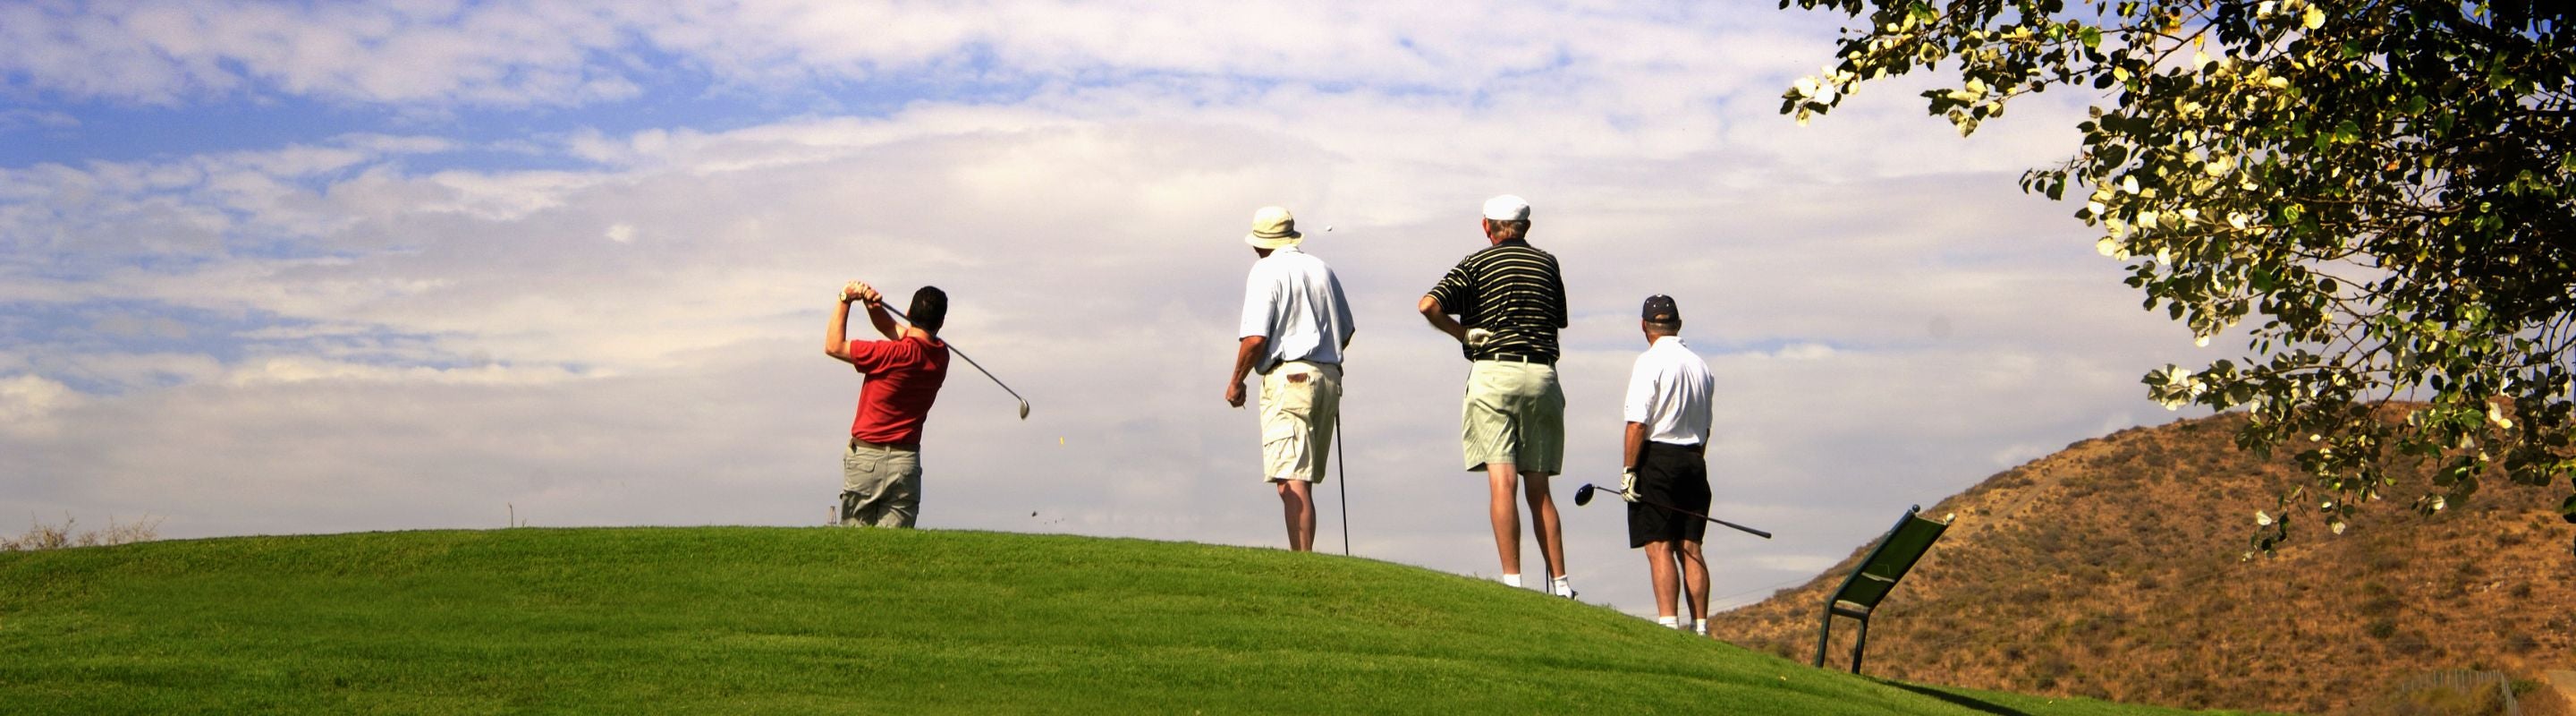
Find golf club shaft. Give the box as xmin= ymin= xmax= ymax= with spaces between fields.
xmin=1640 ymin=496 xmax=1772 ymax=540
xmin=1588 ymin=483 xmax=1772 ymax=540
xmin=1335 ymin=408 xmax=1351 ymax=557
xmin=877 ymin=303 xmax=1030 ymax=408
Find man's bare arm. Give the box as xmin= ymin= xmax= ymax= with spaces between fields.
xmin=1225 ymin=336 xmax=1267 ymax=407
xmin=864 ymin=297 xmax=898 ymax=339
xmin=1623 ymin=422 xmax=1650 ymax=472
xmin=826 ymin=291 xmax=856 ymax=363
xmin=1417 ymin=294 xmax=1467 ymax=343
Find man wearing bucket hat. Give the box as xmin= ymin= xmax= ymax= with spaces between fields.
xmin=1620 ymin=294 xmax=1716 ymax=635
xmin=1225 ymin=206 xmax=1355 ymax=551
xmin=1417 ymin=194 xmax=1575 ymax=597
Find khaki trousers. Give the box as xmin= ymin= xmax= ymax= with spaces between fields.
xmin=841 ymin=439 xmax=922 ymax=528
xmin=1259 ymin=361 xmax=1342 ymax=482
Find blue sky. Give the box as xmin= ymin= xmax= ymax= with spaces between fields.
xmin=0 ymin=1 xmax=2218 ymax=618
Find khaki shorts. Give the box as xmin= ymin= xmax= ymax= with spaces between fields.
xmin=1461 ymin=360 xmax=1563 ymax=473
xmin=1259 ymin=361 xmax=1341 ymax=483
xmin=841 ymin=439 xmax=921 ymax=528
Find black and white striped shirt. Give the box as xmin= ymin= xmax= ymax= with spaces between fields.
xmin=1426 ymin=239 xmax=1568 ymax=362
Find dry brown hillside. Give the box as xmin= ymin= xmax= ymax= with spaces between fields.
xmin=1707 ymin=410 xmax=2573 ymax=714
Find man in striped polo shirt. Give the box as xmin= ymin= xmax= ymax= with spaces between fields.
xmin=1416 ymin=194 xmax=1574 ymax=598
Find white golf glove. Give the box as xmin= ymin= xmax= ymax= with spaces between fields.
xmin=1618 ymin=468 xmax=1640 ymax=502
xmin=1463 ymin=328 xmax=1496 ymax=347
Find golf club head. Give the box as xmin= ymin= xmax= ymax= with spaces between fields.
xmin=1018 ymin=400 xmax=1031 ymax=420
xmin=1573 ymin=483 xmax=1596 ymax=507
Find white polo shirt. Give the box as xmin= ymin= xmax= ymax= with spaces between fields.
xmin=1623 ymin=336 xmax=1714 ymax=446
xmin=1239 ymin=245 xmax=1355 ymax=374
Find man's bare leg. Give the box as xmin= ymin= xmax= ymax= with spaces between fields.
xmin=1276 ymin=480 xmax=1316 ymax=552
xmin=1486 ymin=462 xmax=1521 ymax=580
xmin=1645 ymin=541 xmax=1679 ymax=622
xmin=1680 ymin=538 xmax=1711 ymax=634
xmin=1521 ymin=471 xmax=1567 ymax=581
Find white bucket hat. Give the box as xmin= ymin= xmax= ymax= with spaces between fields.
xmin=1244 ymin=206 xmax=1303 ymax=249
xmin=1482 ymin=194 xmax=1530 ymax=221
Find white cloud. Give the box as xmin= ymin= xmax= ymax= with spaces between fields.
xmin=1 ymin=1 xmax=1860 ymax=111
xmin=2 ymin=1 xmax=629 ymax=107
xmin=0 ymin=373 xmax=82 ymax=436
xmin=89 ymin=311 xmax=188 ymax=339
xmin=23 ymin=351 xmax=225 ymax=393
xmin=332 ymin=133 xmax=462 ymax=155
xmin=220 ymin=357 xmax=583 ymax=387
xmin=0 ymin=108 xmax=80 ymax=132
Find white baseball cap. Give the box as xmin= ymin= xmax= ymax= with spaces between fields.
xmin=1244 ymin=205 xmax=1303 ymax=249
xmin=1481 ymin=194 xmax=1530 ymax=221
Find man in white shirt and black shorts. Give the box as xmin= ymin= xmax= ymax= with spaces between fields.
xmin=1619 ymin=294 xmax=1716 ymax=635
xmin=1225 ymin=206 xmax=1355 ymax=552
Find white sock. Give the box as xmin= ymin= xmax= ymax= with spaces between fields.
xmin=1694 ymin=621 xmax=1709 ymax=635
xmin=1502 ymin=574 xmax=1523 ymax=588
xmin=1657 ymin=616 xmax=1680 ymax=629
xmin=1551 ymin=575 xmax=1573 ymax=596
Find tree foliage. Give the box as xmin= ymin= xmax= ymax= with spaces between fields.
xmin=1779 ymin=0 xmax=2576 ymax=551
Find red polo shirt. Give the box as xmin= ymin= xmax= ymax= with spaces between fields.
xmin=845 ymin=334 xmax=950 ymax=446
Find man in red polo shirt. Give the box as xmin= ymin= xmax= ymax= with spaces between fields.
xmin=826 ymin=279 xmax=952 ymax=528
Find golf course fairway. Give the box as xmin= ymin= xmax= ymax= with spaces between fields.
xmin=1 ymin=527 xmax=2265 ymax=714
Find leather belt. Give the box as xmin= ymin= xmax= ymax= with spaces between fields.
xmin=1259 ymin=359 xmax=1337 ymax=375
xmin=1479 ymin=354 xmax=1555 ymax=366
xmin=850 ymin=437 xmax=921 ymax=451
xmin=1643 ymin=440 xmax=1706 ymax=456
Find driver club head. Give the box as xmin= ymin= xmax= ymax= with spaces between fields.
xmin=1573 ymin=483 xmax=1597 ymax=507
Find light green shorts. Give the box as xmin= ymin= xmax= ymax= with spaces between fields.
xmin=1259 ymin=361 xmax=1342 ymax=483
xmin=1461 ymin=360 xmax=1563 ymax=473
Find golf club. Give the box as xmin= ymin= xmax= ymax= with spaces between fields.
xmin=874 ymin=302 xmax=1032 ymax=420
xmin=1573 ymin=483 xmax=1773 ymax=540
xmin=1335 ymin=399 xmax=1351 ymax=557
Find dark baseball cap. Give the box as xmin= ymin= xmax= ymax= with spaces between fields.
xmin=1642 ymin=294 xmax=1680 ymax=322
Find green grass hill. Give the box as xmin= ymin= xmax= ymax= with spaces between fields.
xmin=3 ymin=527 xmax=2263 ymax=714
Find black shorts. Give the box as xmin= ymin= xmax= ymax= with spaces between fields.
xmin=1627 ymin=441 xmax=1710 ymax=548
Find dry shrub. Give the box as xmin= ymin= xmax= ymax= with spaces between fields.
xmin=2362 ymin=685 xmax=2508 ymax=716
xmin=2 ymin=520 xmax=72 ymax=550
xmin=2522 ymin=679 xmax=2575 ymax=716
xmin=2 ymin=515 xmax=161 ymax=551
